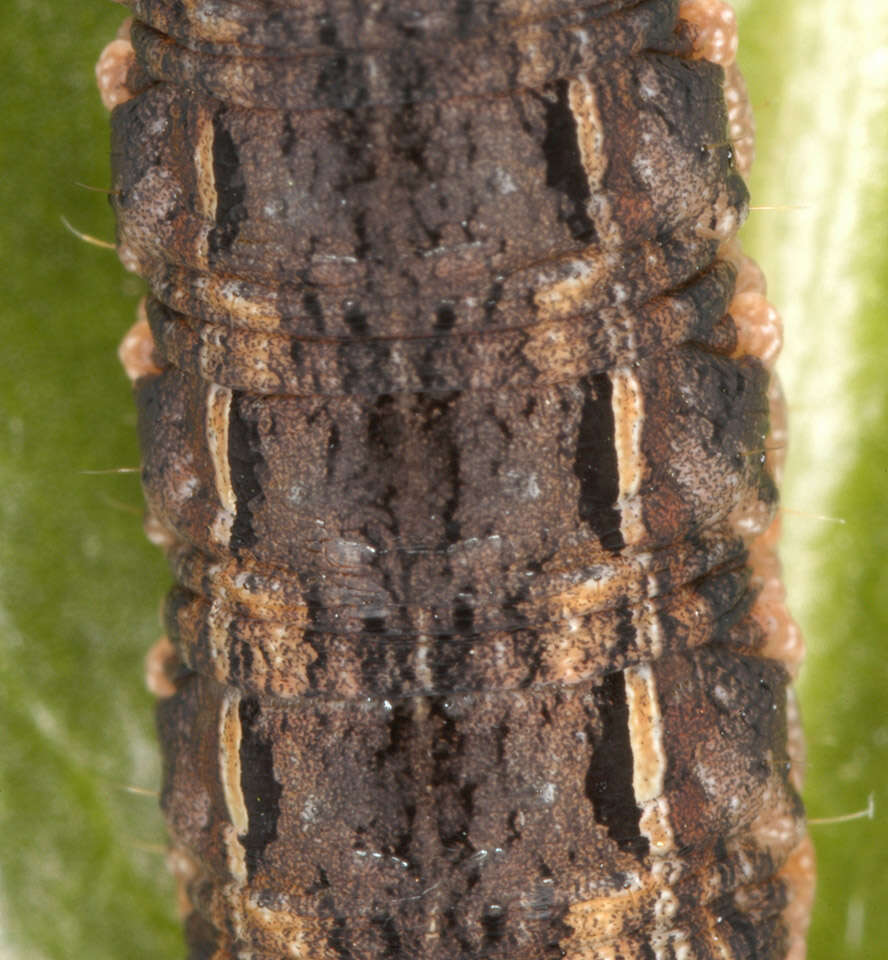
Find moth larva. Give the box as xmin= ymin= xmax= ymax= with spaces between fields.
xmin=97 ymin=1 xmax=814 ymax=956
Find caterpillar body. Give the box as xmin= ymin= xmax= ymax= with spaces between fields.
xmin=97 ymin=1 xmax=814 ymax=957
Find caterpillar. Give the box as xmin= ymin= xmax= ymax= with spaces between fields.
xmin=97 ymin=1 xmax=815 ymax=957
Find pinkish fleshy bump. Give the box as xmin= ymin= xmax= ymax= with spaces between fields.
xmin=143 ymin=512 xmax=179 ymax=549
xmin=144 ymin=635 xmax=180 ymax=699
xmin=727 ymin=494 xmax=774 ymax=543
xmin=748 ymin=518 xmax=806 ymax=676
xmin=166 ymin=846 xmax=200 ymax=920
xmin=736 ymin=250 xmax=768 ymax=296
xmin=679 ymin=3 xmax=755 ymax=175
xmin=719 ymin=242 xmax=781 ymax=370
xmin=717 ymin=237 xmax=766 ymax=295
xmin=116 ymin=241 xmax=142 ymax=275
xmin=118 ymin=298 xmax=162 ymax=382
xmin=679 ymin=0 xmax=739 ymax=66
xmin=779 ymin=836 xmax=816 ymax=960
xmin=731 ymin=291 xmax=783 ymax=370
xmin=115 ymin=16 xmax=133 ymax=42
xmin=95 ymin=31 xmax=136 ymax=110
xmin=756 ymin=585 xmax=805 ymax=675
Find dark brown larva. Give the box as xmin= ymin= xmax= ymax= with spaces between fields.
xmin=98 ymin=1 xmax=814 ymax=957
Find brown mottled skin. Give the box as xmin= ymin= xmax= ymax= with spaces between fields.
xmin=161 ymin=651 xmax=799 ymax=959
xmin=108 ymin=0 xmax=806 ymax=957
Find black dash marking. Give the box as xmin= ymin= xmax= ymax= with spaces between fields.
xmin=344 ymin=305 xmax=369 ymax=336
xmin=481 ymin=904 xmax=507 ymax=946
xmin=352 ymin=210 xmax=371 ymax=260
xmin=713 ymin=896 xmax=767 ymax=960
xmin=416 ymin=393 xmax=461 ymax=545
xmin=325 ymin=422 xmax=340 ymax=482
xmin=184 ymin=912 xmax=220 ymax=960
xmin=455 ymin=0 xmax=475 ymax=37
xmin=614 ymin=597 xmax=636 ymax=660
xmin=585 ymin=672 xmax=648 ymax=858
xmin=305 ymin=865 xmax=331 ymax=895
xmin=327 ymin=916 xmax=354 ymax=960
xmin=280 ymin=113 xmax=297 ymax=157
xmin=440 ymin=429 xmax=461 ymax=545
xmin=574 ymin=373 xmax=624 ymax=552
xmin=303 ymin=291 xmax=324 ymax=332
xmin=483 ymin=279 xmax=504 ymax=324
xmin=316 ymin=52 xmax=351 ymax=106
xmin=539 ymin=79 xmax=596 ymax=241
xmin=638 ymin=941 xmax=657 ymax=960
xmin=452 ymin=597 xmax=475 ymax=634
xmin=318 ymin=21 xmax=338 ymax=46
xmin=367 ymin=394 xmax=399 ymax=460
xmin=208 ymin=109 xmax=247 ymax=258
xmin=371 ymin=913 xmax=403 ymax=959
xmin=237 ymin=697 xmax=282 ymax=881
xmin=435 ymin=303 xmax=456 ymax=332
xmin=228 ymin=392 xmax=264 ymax=553
xmin=374 ymin=700 xmax=414 ymax=771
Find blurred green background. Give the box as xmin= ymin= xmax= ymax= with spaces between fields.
xmin=0 ymin=2 xmax=885 ymax=958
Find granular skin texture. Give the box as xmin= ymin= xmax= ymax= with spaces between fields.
xmin=100 ymin=1 xmax=812 ymax=957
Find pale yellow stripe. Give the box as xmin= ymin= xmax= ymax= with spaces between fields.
xmin=218 ymin=690 xmax=248 ymax=884
xmin=206 ymin=383 xmax=236 ymax=514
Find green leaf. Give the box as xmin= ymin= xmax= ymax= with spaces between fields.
xmin=0 ymin=5 xmax=180 ymax=959
xmin=739 ymin=1 xmax=888 ymax=956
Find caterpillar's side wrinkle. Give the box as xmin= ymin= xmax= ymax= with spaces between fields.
xmin=97 ymin=1 xmax=814 ymax=957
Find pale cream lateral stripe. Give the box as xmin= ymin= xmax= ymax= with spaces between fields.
xmin=194 ymin=107 xmax=218 ymax=221
xmin=206 ymin=383 xmax=237 ymax=515
xmin=625 ymin=661 xmax=676 ymax=855
xmin=568 ymin=75 xmax=607 ymax=189
xmin=218 ymin=690 xmax=248 ymax=885
xmin=611 ymin=368 xmax=646 ymax=545
xmin=623 ymin=664 xmax=666 ymax=804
